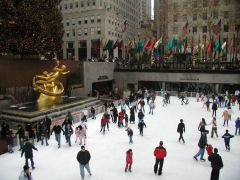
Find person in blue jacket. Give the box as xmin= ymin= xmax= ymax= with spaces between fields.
xmin=235 ymin=117 xmax=240 ymax=135
xmin=222 ymin=130 xmax=234 ymax=151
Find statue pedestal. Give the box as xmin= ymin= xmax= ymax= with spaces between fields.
xmin=37 ymin=94 xmax=62 ymax=111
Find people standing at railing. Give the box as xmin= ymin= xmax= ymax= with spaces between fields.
xmin=44 ymin=115 xmax=52 ymax=140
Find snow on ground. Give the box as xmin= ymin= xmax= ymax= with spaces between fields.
xmin=0 ymin=96 xmax=240 ymax=180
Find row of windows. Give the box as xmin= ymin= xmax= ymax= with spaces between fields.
xmin=65 ymin=16 xmax=101 ymax=26
xmin=66 ymin=27 xmax=101 ymax=37
xmin=173 ymin=25 xmax=230 ymax=34
xmin=173 ymin=0 xmax=230 ymax=9
xmin=60 ymin=0 xmax=96 ymax=10
xmin=174 ymin=11 xmax=229 ymax=22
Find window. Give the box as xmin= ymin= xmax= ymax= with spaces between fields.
xmin=193 ymin=27 xmax=197 ymax=33
xmin=224 ymin=11 xmax=229 ymax=18
xmin=84 ymin=28 xmax=88 ymax=35
xmin=202 ymin=26 xmax=207 ymax=33
xmin=224 ymin=0 xmax=230 ymax=5
xmin=183 ymin=14 xmax=187 ymax=21
xmin=87 ymin=1 xmax=90 ymax=6
xmin=108 ymin=17 xmax=111 ymax=23
xmin=78 ymin=29 xmax=82 ymax=36
xmin=193 ymin=1 xmax=197 ymax=8
xmin=224 ymin=25 xmax=229 ymax=32
xmin=91 ymin=28 xmax=94 ymax=35
xmin=112 ymin=31 xmax=114 ymax=36
xmin=203 ymin=13 xmax=207 ymax=20
xmin=108 ymin=31 xmax=111 ymax=35
xmin=193 ymin=14 xmax=197 ymax=21
xmin=97 ymin=27 xmax=101 ymax=34
xmin=203 ymin=0 xmax=207 ymax=7
xmin=213 ymin=12 xmax=218 ymax=19
xmin=174 ymin=15 xmax=177 ymax=22
xmin=173 ymin=2 xmax=178 ymax=8
xmin=84 ymin=16 xmax=88 ymax=24
xmin=66 ymin=31 xmax=70 ymax=37
xmin=72 ymin=29 xmax=75 ymax=37
xmin=93 ymin=0 xmax=96 ymax=6
xmin=70 ymin=3 xmax=73 ymax=9
xmin=183 ymin=0 xmax=188 ymax=7
xmin=59 ymin=5 xmax=62 ymax=10
xmin=81 ymin=1 xmax=84 ymax=7
xmin=78 ymin=18 xmax=82 ymax=24
xmin=64 ymin=4 xmax=68 ymax=9
xmin=173 ymin=27 xmax=178 ymax=34
xmin=72 ymin=19 xmax=75 ymax=25
xmin=75 ymin=2 xmax=78 ymax=8
xmin=97 ymin=16 xmax=101 ymax=23
xmin=66 ymin=20 xmax=70 ymax=26
xmin=91 ymin=16 xmax=94 ymax=23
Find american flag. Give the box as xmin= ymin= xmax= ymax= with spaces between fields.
xmin=213 ymin=19 xmax=221 ymax=35
xmin=181 ymin=21 xmax=189 ymax=37
xmin=121 ymin=20 xmax=127 ymax=33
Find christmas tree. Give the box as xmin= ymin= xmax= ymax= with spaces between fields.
xmin=0 ymin=0 xmax=64 ymax=60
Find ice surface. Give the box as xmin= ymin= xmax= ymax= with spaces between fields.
xmin=0 ymin=96 xmax=239 ymax=180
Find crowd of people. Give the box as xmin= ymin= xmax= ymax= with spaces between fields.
xmin=0 ymin=88 xmax=240 ymax=180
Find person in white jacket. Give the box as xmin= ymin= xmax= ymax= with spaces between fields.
xmin=18 ymin=165 xmax=33 ymax=180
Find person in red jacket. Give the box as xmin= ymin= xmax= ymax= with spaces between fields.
xmin=118 ymin=110 xmax=125 ymax=128
xmin=125 ymin=149 xmax=133 ymax=172
xmin=100 ymin=115 xmax=110 ymax=134
xmin=154 ymin=141 xmax=167 ymax=175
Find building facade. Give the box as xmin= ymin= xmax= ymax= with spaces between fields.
xmin=59 ymin=0 xmax=141 ymax=60
xmin=154 ymin=0 xmax=240 ymax=54
xmin=141 ymin=0 xmax=152 ymax=23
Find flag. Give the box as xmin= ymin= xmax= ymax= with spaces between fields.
xmin=221 ymin=41 xmax=226 ymax=50
xmin=184 ymin=38 xmax=188 ymax=53
xmin=93 ymin=39 xmax=100 ymax=52
xmin=167 ymin=38 xmax=175 ymax=51
xmin=191 ymin=37 xmax=193 ymax=54
xmin=181 ymin=21 xmax=189 ymax=37
xmin=121 ymin=20 xmax=127 ymax=33
xmin=233 ymin=35 xmax=236 ymax=53
xmin=140 ymin=38 xmax=146 ymax=47
xmin=213 ymin=19 xmax=221 ymax=35
xmin=148 ymin=39 xmax=157 ymax=52
xmin=113 ymin=40 xmax=119 ymax=49
xmin=206 ymin=40 xmax=211 ymax=51
xmin=215 ymin=36 xmax=221 ymax=53
xmin=211 ymin=37 xmax=215 ymax=53
xmin=105 ymin=40 xmax=113 ymax=50
xmin=177 ymin=38 xmax=182 ymax=54
xmin=142 ymin=39 xmax=151 ymax=49
xmin=154 ymin=37 xmax=162 ymax=49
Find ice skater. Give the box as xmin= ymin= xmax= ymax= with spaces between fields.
xmin=235 ymin=117 xmax=240 ymax=135
xmin=51 ymin=122 xmax=65 ymax=148
xmin=177 ymin=119 xmax=185 ymax=143
xmin=21 ymin=138 xmax=38 ymax=169
xmin=222 ymin=110 xmax=229 ymax=126
xmin=138 ymin=120 xmax=147 ymax=136
xmin=209 ymin=117 xmax=218 ymax=138
xmin=125 ymin=149 xmax=133 ymax=172
xmin=154 ymin=141 xmax=167 ymax=176
xmin=222 ymin=130 xmax=234 ymax=151
xmin=126 ymin=127 xmax=133 ymax=143
xmin=65 ymin=124 xmax=73 ymax=147
xmin=193 ymin=130 xmax=208 ymax=161
xmin=77 ymin=145 xmax=92 ymax=180
xmin=208 ymin=148 xmax=223 ymax=180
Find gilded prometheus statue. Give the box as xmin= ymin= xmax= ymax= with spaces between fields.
xmin=33 ymin=60 xmax=70 ymax=105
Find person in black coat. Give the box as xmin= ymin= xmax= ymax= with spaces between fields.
xmin=129 ymin=106 xmax=135 ymax=124
xmin=1 ymin=121 xmax=9 ymax=139
xmin=193 ymin=130 xmax=208 ymax=161
xmin=77 ymin=146 xmax=92 ymax=180
xmin=16 ymin=125 xmax=25 ymax=150
xmin=112 ymin=106 xmax=118 ymax=123
xmin=44 ymin=115 xmax=52 ymax=140
xmin=51 ymin=122 xmax=65 ymax=148
xmin=138 ymin=109 xmax=144 ymax=123
xmin=212 ymin=101 xmax=218 ymax=117
xmin=6 ymin=130 xmax=14 ymax=153
xmin=25 ymin=124 xmax=36 ymax=145
xmin=208 ymin=148 xmax=223 ymax=180
xmin=138 ymin=120 xmax=147 ymax=136
xmin=21 ymin=139 xmax=38 ymax=169
xmin=90 ymin=106 xmax=96 ymax=119
xmin=177 ymin=119 xmax=185 ymax=143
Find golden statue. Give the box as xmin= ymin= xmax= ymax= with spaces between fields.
xmin=33 ymin=60 xmax=70 ymax=108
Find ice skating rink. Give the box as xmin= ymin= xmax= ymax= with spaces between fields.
xmin=0 ymin=96 xmax=239 ymax=180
